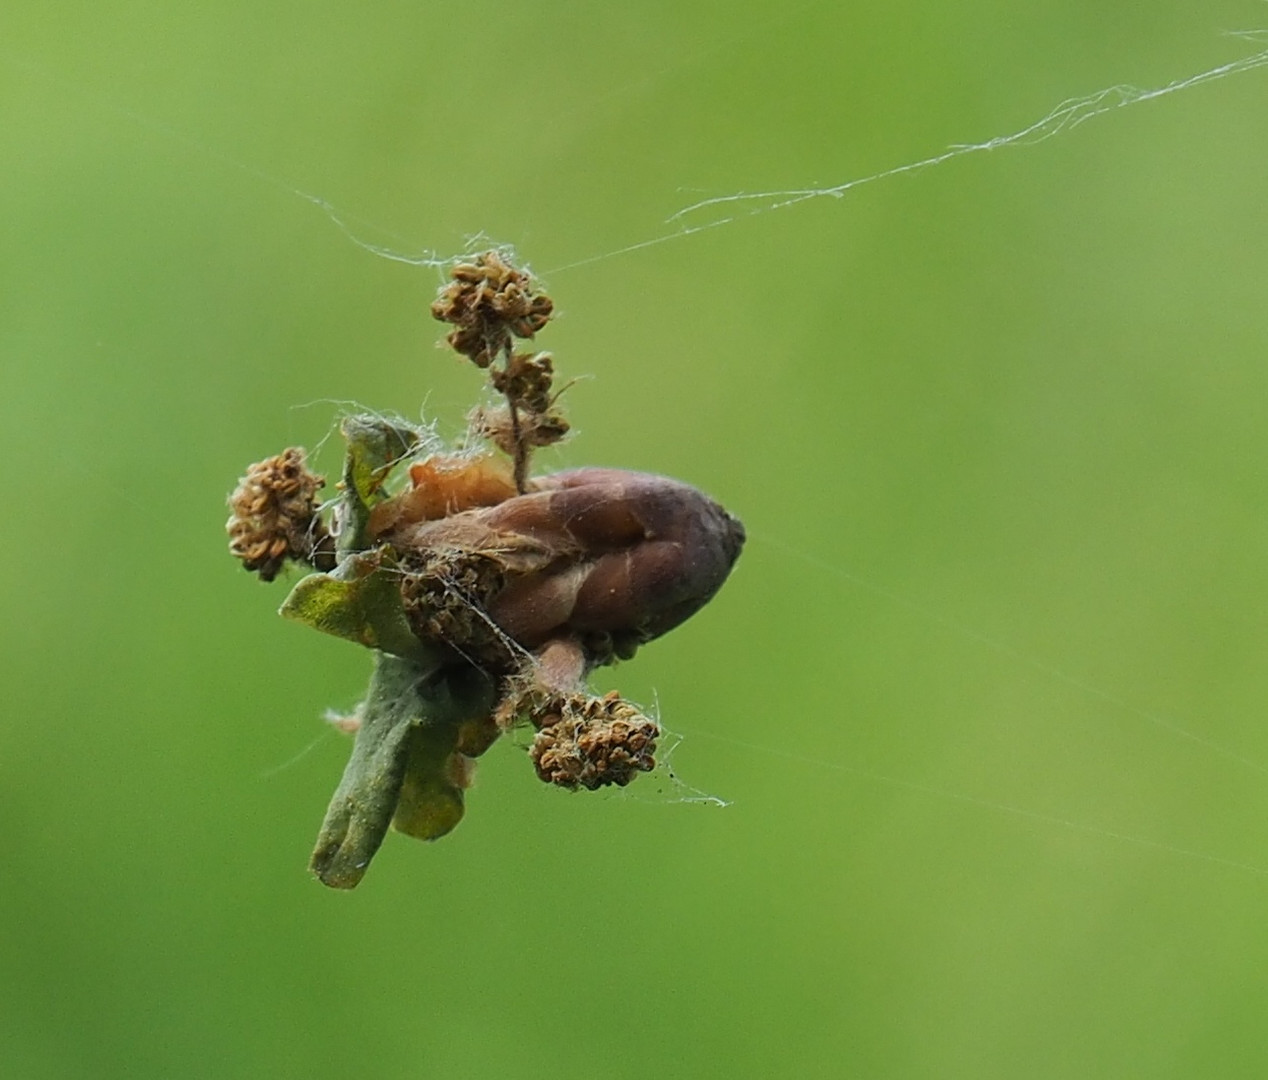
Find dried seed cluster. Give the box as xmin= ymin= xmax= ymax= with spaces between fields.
xmin=430 ymin=250 xmax=553 ymax=368
xmin=468 ymin=349 xmax=569 ymax=458
xmin=528 ymin=690 xmax=660 ymax=790
xmin=490 ymin=349 xmax=555 ymax=413
xmin=399 ymin=548 xmax=511 ymax=666
xmin=468 ymin=402 xmax=570 ymax=457
xmin=431 ymin=252 xmax=568 ymax=490
xmin=226 ymin=448 xmax=332 ymax=582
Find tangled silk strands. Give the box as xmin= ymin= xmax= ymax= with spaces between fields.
xmin=545 ymin=35 xmax=1268 ymax=273
xmin=6 ymin=28 xmax=1266 ymax=273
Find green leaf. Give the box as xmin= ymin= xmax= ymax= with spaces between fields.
xmin=308 ymin=653 xmax=425 ymax=889
xmin=392 ymin=722 xmax=465 ymax=842
xmin=278 ymin=551 xmax=433 ymax=662
xmin=309 ymin=655 xmax=498 ymax=889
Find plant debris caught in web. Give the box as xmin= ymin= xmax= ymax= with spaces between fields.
xmin=226 ymin=249 xmax=745 ymax=889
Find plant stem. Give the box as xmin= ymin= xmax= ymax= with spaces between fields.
xmin=509 ymin=399 xmax=529 ymax=493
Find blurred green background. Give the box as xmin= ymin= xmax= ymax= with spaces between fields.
xmin=4 ymin=2 xmax=1268 ymax=1076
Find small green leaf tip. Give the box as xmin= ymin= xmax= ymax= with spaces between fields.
xmin=338 ymin=416 xmax=421 ymax=556
xmin=391 ymin=723 xmax=466 ymax=842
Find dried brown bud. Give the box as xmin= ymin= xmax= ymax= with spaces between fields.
xmin=385 ymin=468 xmax=744 ymax=671
xmin=481 ymin=469 xmax=745 ymax=661
xmin=489 ymin=352 xmax=555 ymax=414
xmin=430 ymin=251 xmax=554 ymax=368
xmin=226 ymin=448 xmax=333 ymax=581
xmin=528 ymin=690 xmax=659 ymax=790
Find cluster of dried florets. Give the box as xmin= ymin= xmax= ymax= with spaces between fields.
xmin=227 ymin=249 xmax=744 ymax=888
xmin=430 ymin=249 xmax=554 ymax=367
xmin=519 ymin=689 xmax=659 ymax=790
xmin=431 ymin=251 xmax=567 ymax=491
xmin=226 ymin=448 xmax=334 ymax=582
xmin=468 ymin=353 xmax=569 ymax=468
xmin=398 ymin=546 xmax=509 ymax=669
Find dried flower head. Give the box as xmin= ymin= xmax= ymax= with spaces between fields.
xmin=528 ymin=690 xmax=660 ymax=790
xmin=489 ymin=351 xmax=555 ymax=413
xmin=430 ymin=250 xmax=553 ymax=368
xmin=226 ymin=448 xmax=333 ymax=581
xmin=432 ymin=254 xmax=563 ymax=491
xmin=398 ymin=547 xmax=512 ymax=667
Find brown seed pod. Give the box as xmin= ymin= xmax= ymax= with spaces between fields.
xmin=386 ymin=467 xmax=745 ymax=670
xmin=226 ymin=448 xmax=333 ymax=581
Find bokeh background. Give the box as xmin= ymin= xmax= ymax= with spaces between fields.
xmin=4 ymin=2 xmax=1268 ymax=1076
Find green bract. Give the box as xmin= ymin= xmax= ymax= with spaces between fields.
xmin=277 ymin=415 xmax=490 ymax=889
